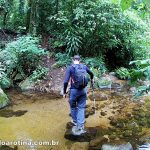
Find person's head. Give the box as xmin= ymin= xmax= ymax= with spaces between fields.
xmin=72 ymin=55 xmax=81 ymax=64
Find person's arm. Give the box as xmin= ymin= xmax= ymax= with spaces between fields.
xmin=86 ymin=66 xmax=94 ymax=79
xmin=86 ymin=66 xmax=94 ymax=85
xmin=63 ymin=66 xmax=71 ymax=95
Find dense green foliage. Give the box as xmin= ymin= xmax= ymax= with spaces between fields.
xmin=30 ymin=66 xmax=49 ymax=82
xmin=0 ymin=36 xmax=47 ymax=88
xmin=115 ymin=67 xmax=130 ymax=79
xmin=129 ymin=59 xmax=150 ymax=82
xmin=0 ymin=0 xmax=149 ymax=69
xmin=49 ymin=1 xmax=149 ymax=69
xmin=53 ymin=53 xmax=107 ymax=74
xmin=0 ymin=0 xmax=149 ymax=96
xmin=52 ymin=53 xmax=71 ymax=68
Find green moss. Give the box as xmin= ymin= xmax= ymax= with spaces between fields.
xmin=19 ymin=77 xmax=35 ymax=91
xmin=0 ymin=89 xmax=9 ymax=108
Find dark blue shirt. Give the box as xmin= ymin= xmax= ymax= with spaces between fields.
xmin=63 ymin=64 xmax=94 ymax=94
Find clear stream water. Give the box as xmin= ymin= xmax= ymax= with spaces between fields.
xmin=0 ymin=89 xmax=149 ymax=150
xmin=0 ymin=89 xmax=102 ymax=150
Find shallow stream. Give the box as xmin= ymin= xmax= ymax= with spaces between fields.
xmin=0 ymin=89 xmax=149 ymax=150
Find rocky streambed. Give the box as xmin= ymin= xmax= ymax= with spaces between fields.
xmin=0 ymin=88 xmax=149 ymax=150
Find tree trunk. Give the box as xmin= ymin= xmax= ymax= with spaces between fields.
xmin=3 ymin=12 xmax=8 ymax=28
xmin=19 ymin=0 xmax=25 ymax=15
xmin=26 ymin=0 xmax=39 ymax=34
xmin=55 ymin=0 xmax=59 ymax=14
xmin=26 ymin=0 xmax=32 ymax=32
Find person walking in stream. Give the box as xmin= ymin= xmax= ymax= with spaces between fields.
xmin=63 ymin=55 xmax=94 ymax=136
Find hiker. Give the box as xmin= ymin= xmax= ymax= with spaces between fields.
xmin=63 ymin=55 xmax=94 ymax=136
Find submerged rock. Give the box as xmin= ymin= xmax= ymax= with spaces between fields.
xmin=101 ymin=142 xmax=133 ymax=150
xmin=70 ymin=142 xmax=89 ymax=150
xmin=0 ymin=145 xmax=17 ymax=150
xmin=64 ymin=127 xmax=97 ymax=142
xmin=19 ymin=77 xmax=62 ymax=98
xmin=100 ymin=111 xmax=107 ymax=116
xmin=89 ymin=93 xmax=108 ymax=101
xmin=0 ymin=88 xmax=9 ymax=109
xmin=0 ymin=109 xmax=27 ymax=118
xmin=109 ymin=117 xmax=117 ymax=126
xmin=89 ymin=137 xmax=108 ymax=150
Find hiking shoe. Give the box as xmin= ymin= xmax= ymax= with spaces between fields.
xmin=72 ymin=126 xmax=86 ymax=136
xmin=71 ymin=120 xmax=77 ymax=126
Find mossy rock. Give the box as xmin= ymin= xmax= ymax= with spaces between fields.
xmin=139 ymin=119 xmax=147 ymax=126
xmin=19 ymin=77 xmax=35 ymax=91
xmin=145 ymin=112 xmax=150 ymax=118
xmin=123 ymin=130 xmax=132 ymax=137
xmin=0 ymin=88 xmax=9 ymax=109
xmin=138 ymin=112 xmax=146 ymax=118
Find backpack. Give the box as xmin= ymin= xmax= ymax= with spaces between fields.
xmin=72 ymin=64 xmax=89 ymax=88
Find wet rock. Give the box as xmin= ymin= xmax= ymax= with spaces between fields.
xmin=117 ymin=109 xmax=122 ymax=114
xmin=133 ymin=107 xmax=139 ymax=111
xmin=66 ymin=122 xmax=73 ymax=129
xmin=110 ymin=91 xmax=123 ymax=98
xmin=89 ymin=93 xmax=108 ymax=101
xmin=64 ymin=127 xmax=97 ymax=142
xmin=0 ymin=109 xmax=27 ymax=118
xmin=116 ymin=122 xmax=124 ymax=128
xmin=111 ymin=83 xmax=122 ymax=90
xmin=147 ymin=119 xmax=150 ymax=127
xmin=123 ymin=130 xmax=132 ymax=137
xmin=85 ymin=104 xmax=90 ymax=108
xmin=134 ymin=115 xmax=139 ymax=120
xmin=129 ymin=87 xmax=137 ymax=93
xmin=19 ymin=77 xmax=35 ymax=91
xmin=0 ymin=145 xmax=17 ymax=150
xmin=100 ymin=104 xmax=106 ymax=109
xmin=85 ymin=108 xmax=95 ymax=118
xmin=108 ymin=127 xmax=116 ymax=132
xmin=138 ymin=112 xmax=146 ymax=118
xmin=89 ymin=109 xmax=95 ymax=115
xmin=108 ymin=116 xmax=113 ymax=120
xmin=138 ymin=143 xmax=150 ymax=150
xmin=19 ymin=77 xmax=62 ymax=98
xmin=126 ymin=113 xmax=132 ymax=118
xmin=89 ymin=137 xmax=108 ymax=150
xmin=0 ymin=88 xmax=10 ymax=109
xmin=100 ymin=111 xmax=107 ymax=116
xmin=110 ymin=117 xmax=117 ymax=126
xmin=112 ymin=111 xmax=115 ymax=114
xmin=139 ymin=119 xmax=147 ymax=126
xmin=101 ymin=142 xmax=133 ymax=150
xmin=109 ymin=72 xmax=116 ymax=76
xmin=85 ymin=111 xmax=90 ymax=118
xmin=22 ymin=89 xmax=62 ymax=99
xmin=70 ymin=142 xmax=89 ymax=150
xmin=109 ymin=134 xmax=117 ymax=140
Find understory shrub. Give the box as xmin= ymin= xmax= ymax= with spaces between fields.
xmin=48 ymin=0 xmax=149 ymax=69
xmin=30 ymin=66 xmax=49 ymax=83
xmin=0 ymin=35 xmax=47 ymax=87
xmin=52 ymin=52 xmax=72 ymax=68
xmin=129 ymin=59 xmax=150 ymax=97
xmin=115 ymin=67 xmax=130 ymax=80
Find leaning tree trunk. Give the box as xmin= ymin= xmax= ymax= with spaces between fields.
xmin=19 ymin=0 xmax=25 ymax=15
xmin=26 ymin=0 xmax=39 ymax=34
xmin=26 ymin=0 xmax=32 ymax=32
xmin=3 ymin=12 xmax=8 ymax=28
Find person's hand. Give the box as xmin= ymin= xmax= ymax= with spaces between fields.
xmin=91 ymin=79 xmax=94 ymax=86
